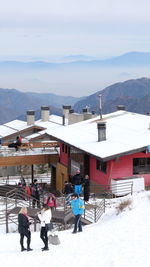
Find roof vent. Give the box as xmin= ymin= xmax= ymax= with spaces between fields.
xmin=82 ymin=107 xmax=88 ymax=113
xmin=69 ymin=109 xmax=74 ymax=114
xmin=117 ymin=105 xmax=126 ymax=111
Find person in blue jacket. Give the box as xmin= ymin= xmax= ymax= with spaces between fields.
xmin=71 ymin=193 xmax=85 ymax=233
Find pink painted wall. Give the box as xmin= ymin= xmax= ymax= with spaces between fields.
xmin=60 ymin=143 xmax=68 ymax=166
xmin=90 ymin=157 xmax=109 ymax=186
xmin=90 ymin=152 xmax=150 ymax=187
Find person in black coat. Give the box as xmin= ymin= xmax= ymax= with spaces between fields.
xmin=8 ymin=135 xmax=22 ymax=151
xmin=31 ymin=179 xmax=41 ymax=208
xmin=18 ymin=207 xmax=33 ymax=252
xmin=72 ymin=169 xmax=83 ymax=195
xmin=83 ymin=175 xmax=90 ymax=202
xmin=63 ymin=181 xmax=73 ymax=205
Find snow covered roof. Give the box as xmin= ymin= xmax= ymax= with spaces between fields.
xmin=0 ymin=115 xmax=65 ymax=139
xmin=0 ymin=120 xmax=44 ymax=138
xmin=48 ymin=110 xmax=150 ymax=161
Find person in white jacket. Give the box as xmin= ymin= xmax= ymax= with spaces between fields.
xmin=38 ymin=204 xmax=52 ymax=251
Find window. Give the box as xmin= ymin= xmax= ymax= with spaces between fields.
xmin=96 ymin=160 xmax=107 ymax=173
xmin=133 ymin=158 xmax=150 ymax=174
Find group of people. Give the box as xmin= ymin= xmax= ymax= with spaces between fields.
xmin=18 ymin=193 xmax=84 ymax=252
xmin=17 ymin=170 xmax=88 ymax=251
xmin=64 ymin=170 xmax=90 ymax=204
xmin=18 ymin=178 xmax=57 ymax=210
xmin=18 ymin=204 xmax=52 ymax=252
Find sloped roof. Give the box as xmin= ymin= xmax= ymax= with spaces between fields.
xmin=0 ymin=115 xmax=65 ymax=139
xmin=48 ymin=110 xmax=150 ymax=161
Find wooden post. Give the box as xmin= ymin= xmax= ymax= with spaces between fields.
xmin=31 ymin=165 xmax=34 ymax=184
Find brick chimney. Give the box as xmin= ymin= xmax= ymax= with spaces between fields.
xmin=97 ymin=122 xmax=106 ymax=142
xmin=27 ymin=110 xmax=35 ymax=125
xmin=41 ymin=106 xmax=50 ymax=121
xmin=62 ymin=105 xmax=71 ymax=119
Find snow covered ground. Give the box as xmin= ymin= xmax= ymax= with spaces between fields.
xmin=1 ymin=191 xmax=150 ymax=267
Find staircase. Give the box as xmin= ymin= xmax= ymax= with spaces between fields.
xmin=0 ymin=186 xmax=106 ymax=233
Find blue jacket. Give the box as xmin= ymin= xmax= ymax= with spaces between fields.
xmin=71 ymin=198 xmax=85 ymax=215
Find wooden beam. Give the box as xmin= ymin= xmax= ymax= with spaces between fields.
xmin=0 ymin=154 xmax=59 ymax=166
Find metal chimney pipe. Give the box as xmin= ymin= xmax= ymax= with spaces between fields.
xmin=62 ymin=115 xmax=65 ymax=126
xmin=99 ymin=94 xmax=102 ymax=119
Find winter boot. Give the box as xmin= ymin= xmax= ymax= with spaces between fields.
xmin=21 ymin=247 xmax=27 ymax=252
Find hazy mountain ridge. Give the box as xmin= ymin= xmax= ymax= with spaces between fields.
xmin=0 ymin=52 xmax=150 ymax=70
xmin=1 ymin=77 xmax=150 ymax=124
xmin=73 ymin=77 xmax=150 ymax=114
xmin=0 ymin=88 xmax=81 ymax=124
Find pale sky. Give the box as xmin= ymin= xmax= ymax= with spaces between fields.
xmin=0 ymin=0 xmax=150 ymax=60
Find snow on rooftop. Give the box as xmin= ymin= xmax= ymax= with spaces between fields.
xmin=0 ymin=125 xmax=16 ymax=138
xmin=48 ymin=111 xmax=150 ymax=160
xmin=0 ymin=115 xmax=65 ymax=139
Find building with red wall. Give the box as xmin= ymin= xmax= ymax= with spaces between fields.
xmin=49 ymin=110 xmax=150 ymax=191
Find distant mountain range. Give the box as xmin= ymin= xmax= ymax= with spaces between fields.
xmin=1 ymin=77 xmax=150 ymax=124
xmin=1 ymin=52 xmax=150 ymax=70
xmin=73 ymin=77 xmax=150 ymax=115
xmin=0 ymin=89 xmax=81 ymax=124
xmin=0 ymin=51 xmax=150 ymax=96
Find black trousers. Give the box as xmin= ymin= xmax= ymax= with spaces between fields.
xmin=73 ymin=214 xmax=82 ymax=232
xmin=32 ymin=197 xmax=40 ymax=208
xmin=40 ymin=227 xmax=48 ymax=249
xmin=20 ymin=230 xmax=31 ymax=249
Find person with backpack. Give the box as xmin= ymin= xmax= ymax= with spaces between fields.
xmin=71 ymin=193 xmax=85 ymax=234
xmin=45 ymin=192 xmax=57 ymax=210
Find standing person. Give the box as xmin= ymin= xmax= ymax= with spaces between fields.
xmin=63 ymin=181 xmax=73 ymax=205
xmin=18 ymin=207 xmax=33 ymax=252
xmin=71 ymin=193 xmax=85 ymax=234
xmin=38 ymin=204 xmax=52 ymax=251
xmin=83 ymin=175 xmax=90 ymax=202
xmin=45 ymin=192 xmax=57 ymax=210
xmin=72 ymin=169 xmax=83 ymax=196
xmin=31 ymin=179 xmax=41 ymax=208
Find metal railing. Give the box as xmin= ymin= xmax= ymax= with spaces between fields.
xmin=90 ymin=181 xmax=133 ymax=198
xmin=83 ymin=199 xmax=105 ymax=223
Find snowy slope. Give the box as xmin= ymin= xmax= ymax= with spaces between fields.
xmin=1 ymin=191 xmax=150 ymax=267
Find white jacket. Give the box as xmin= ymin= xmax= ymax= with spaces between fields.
xmin=38 ymin=208 xmax=52 ymax=227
